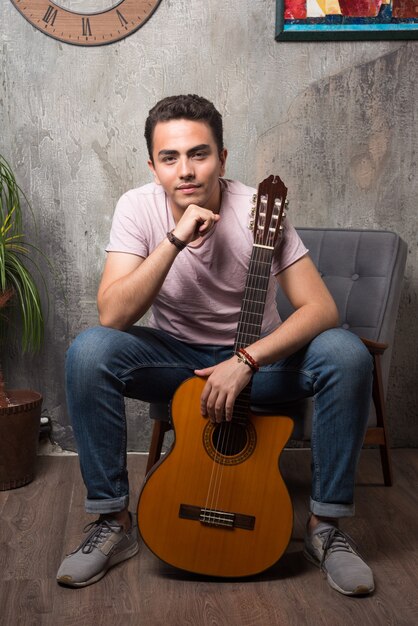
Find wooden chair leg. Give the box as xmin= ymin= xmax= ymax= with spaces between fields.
xmin=379 ymin=444 xmax=393 ymax=487
xmin=146 ymin=420 xmax=171 ymax=474
xmin=362 ymin=343 xmax=393 ymax=486
xmin=372 ymin=352 xmax=393 ymax=486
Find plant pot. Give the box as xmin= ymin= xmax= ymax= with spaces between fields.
xmin=0 ymin=389 xmax=43 ymax=490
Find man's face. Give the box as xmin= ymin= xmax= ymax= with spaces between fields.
xmin=148 ymin=119 xmax=227 ymax=218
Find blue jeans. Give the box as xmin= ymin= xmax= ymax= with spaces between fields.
xmin=66 ymin=326 xmax=372 ymax=518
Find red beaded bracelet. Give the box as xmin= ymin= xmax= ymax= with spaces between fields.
xmin=236 ymin=348 xmax=260 ymax=373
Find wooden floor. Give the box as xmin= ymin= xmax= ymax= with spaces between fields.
xmin=0 ymin=449 xmax=417 ymax=626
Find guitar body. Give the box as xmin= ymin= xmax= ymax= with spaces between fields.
xmin=137 ymin=376 xmax=294 ymax=578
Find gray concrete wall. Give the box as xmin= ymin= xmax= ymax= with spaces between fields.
xmin=1 ymin=1 xmax=417 ymax=450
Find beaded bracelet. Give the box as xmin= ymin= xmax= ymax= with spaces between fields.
xmin=166 ymin=229 xmax=187 ymax=251
xmin=236 ymin=348 xmax=260 ymax=373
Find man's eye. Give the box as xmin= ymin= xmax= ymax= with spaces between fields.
xmin=193 ymin=152 xmax=207 ymax=159
xmin=162 ymin=156 xmax=175 ymax=163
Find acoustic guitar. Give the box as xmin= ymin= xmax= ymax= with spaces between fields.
xmin=137 ymin=175 xmax=294 ymax=578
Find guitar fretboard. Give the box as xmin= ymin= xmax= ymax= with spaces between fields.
xmin=234 ymin=247 xmax=274 ymax=350
xmin=232 ymin=245 xmax=275 ymax=423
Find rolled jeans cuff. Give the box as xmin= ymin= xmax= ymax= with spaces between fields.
xmin=85 ymin=494 xmax=129 ymax=515
xmin=310 ymin=497 xmax=355 ymax=518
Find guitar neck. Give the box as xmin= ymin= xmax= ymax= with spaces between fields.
xmin=232 ymin=245 xmax=274 ymax=424
xmin=234 ymin=245 xmax=274 ymax=352
xmin=230 ymin=173 xmax=287 ymax=423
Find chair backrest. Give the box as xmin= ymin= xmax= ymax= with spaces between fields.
xmin=276 ymin=228 xmax=408 ymax=394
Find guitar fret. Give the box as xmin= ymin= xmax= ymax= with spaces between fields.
xmin=237 ymin=331 xmax=260 ymax=339
xmin=238 ymin=323 xmax=263 ymax=332
xmin=246 ymin=272 xmax=270 ymax=280
xmin=245 ymin=286 xmax=269 ymax=292
xmin=240 ymin=305 xmax=266 ymax=311
xmin=239 ymin=301 xmax=266 ymax=310
xmin=238 ymin=312 xmax=264 ymax=319
xmin=242 ymin=295 xmax=268 ymax=303
xmin=238 ymin=321 xmax=264 ymax=330
xmin=245 ymin=282 xmax=269 ymax=291
xmin=241 ymin=300 xmax=266 ymax=307
xmin=248 ymin=261 xmax=271 ymax=267
xmin=236 ymin=335 xmax=259 ymax=345
xmin=238 ymin=317 xmax=264 ymax=326
xmin=249 ymin=255 xmax=272 ymax=264
xmin=244 ymin=285 xmax=268 ymax=292
xmin=239 ymin=315 xmax=264 ymax=322
xmin=243 ymin=294 xmax=267 ymax=301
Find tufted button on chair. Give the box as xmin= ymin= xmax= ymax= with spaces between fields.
xmin=146 ymin=228 xmax=407 ymax=485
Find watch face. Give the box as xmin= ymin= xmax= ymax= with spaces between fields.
xmin=10 ymin=0 xmax=162 ymax=46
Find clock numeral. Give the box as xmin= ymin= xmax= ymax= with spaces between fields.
xmin=116 ymin=10 xmax=128 ymax=28
xmin=43 ymin=5 xmax=58 ymax=26
xmin=82 ymin=18 xmax=92 ymax=37
xmin=13 ymin=0 xmax=160 ymax=45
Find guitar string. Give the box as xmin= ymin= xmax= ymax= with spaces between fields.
xmin=203 ymin=223 xmax=267 ymax=521
xmin=222 ymin=204 xmax=282 ymax=512
xmin=203 ymin=202 xmax=278 ymax=523
xmin=203 ymin=194 xmax=283 ymax=524
xmin=211 ymin=204 xmax=281 ymax=518
xmin=209 ymin=230 xmax=270 ymax=517
xmin=201 ymin=239 xmax=261 ymax=522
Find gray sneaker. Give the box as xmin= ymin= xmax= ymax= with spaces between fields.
xmin=304 ymin=522 xmax=375 ymax=596
xmin=57 ymin=515 xmax=139 ymax=587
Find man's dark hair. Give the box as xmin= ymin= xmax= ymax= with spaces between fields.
xmin=145 ymin=94 xmax=224 ymax=162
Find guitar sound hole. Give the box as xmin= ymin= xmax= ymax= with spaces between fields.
xmin=211 ymin=422 xmax=248 ymax=456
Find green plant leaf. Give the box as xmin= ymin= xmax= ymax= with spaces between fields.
xmin=0 ymin=153 xmax=49 ymax=354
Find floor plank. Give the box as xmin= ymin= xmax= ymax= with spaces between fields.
xmin=0 ymin=449 xmax=417 ymax=625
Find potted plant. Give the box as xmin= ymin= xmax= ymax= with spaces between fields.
xmin=0 ymin=153 xmax=46 ymax=490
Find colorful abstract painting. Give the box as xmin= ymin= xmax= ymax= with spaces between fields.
xmin=276 ymin=0 xmax=418 ymax=39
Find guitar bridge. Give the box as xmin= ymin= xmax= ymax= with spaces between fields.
xmin=200 ymin=509 xmax=235 ymax=528
xmin=179 ymin=504 xmax=255 ymax=531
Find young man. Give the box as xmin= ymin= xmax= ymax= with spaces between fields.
xmin=57 ymin=95 xmax=374 ymax=595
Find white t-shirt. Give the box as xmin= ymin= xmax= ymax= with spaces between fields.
xmin=106 ymin=179 xmax=307 ymax=345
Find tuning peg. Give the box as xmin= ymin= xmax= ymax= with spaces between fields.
xmin=285 ymin=199 xmax=289 ymax=208
xmin=248 ymin=218 xmax=254 ymax=231
xmin=249 ymin=194 xmax=257 ymax=217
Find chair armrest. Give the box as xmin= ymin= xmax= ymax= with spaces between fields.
xmin=360 ymin=337 xmax=388 ymax=355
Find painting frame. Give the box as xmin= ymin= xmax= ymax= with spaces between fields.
xmin=275 ymin=0 xmax=418 ymax=41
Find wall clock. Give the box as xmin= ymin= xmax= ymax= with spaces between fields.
xmin=10 ymin=1 xmax=162 ymax=46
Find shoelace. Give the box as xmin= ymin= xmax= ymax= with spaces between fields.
xmin=75 ymin=519 xmax=122 ymax=555
xmin=318 ymin=527 xmax=359 ymax=570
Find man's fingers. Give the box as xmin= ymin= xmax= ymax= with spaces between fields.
xmin=174 ymin=205 xmax=220 ymax=243
xmin=198 ymin=213 xmax=220 ymax=234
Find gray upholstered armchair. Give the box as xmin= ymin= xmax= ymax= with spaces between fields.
xmin=146 ymin=228 xmax=407 ymax=486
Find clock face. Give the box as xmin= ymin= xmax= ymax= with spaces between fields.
xmin=10 ymin=0 xmax=162 ymax=46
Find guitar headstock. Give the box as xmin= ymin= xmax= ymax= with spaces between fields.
xmin=249 ymin=175 xmax=288 ymax=249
